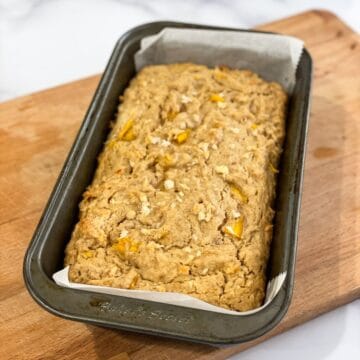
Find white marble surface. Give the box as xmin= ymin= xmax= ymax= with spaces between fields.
xmin=0 ymin=0 xmax=359 ymax=359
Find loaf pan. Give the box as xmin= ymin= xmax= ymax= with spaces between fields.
xmin=24 ymin=21 xmax=312 ymax=345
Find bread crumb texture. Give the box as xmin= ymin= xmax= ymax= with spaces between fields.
xmin=65 ymin=63 xmax=287 ymax=311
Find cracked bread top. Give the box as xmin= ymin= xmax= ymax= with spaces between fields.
xmin=64 ymin=63 xmax=287 ymax=311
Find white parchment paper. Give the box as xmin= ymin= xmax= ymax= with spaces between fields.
xmin=135 ymin=28 xmax=304 ymax=93
xmin=54 ymin=267 xmax=286 ymax=315
xmin=53 ymin=28 xmax=303 ymax=315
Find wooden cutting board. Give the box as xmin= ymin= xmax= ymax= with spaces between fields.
xmin=0 ymin=9 xmax=359 ymax=360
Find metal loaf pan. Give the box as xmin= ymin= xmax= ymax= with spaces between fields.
xmin=24 ymin=21 xmax=312 ymax=345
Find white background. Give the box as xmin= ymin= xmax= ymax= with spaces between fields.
xmin=0 ymin=1 xmax=359 ymax=359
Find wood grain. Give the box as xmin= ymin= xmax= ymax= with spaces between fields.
xmin=0 ymin=10 xmax=359 ymax=360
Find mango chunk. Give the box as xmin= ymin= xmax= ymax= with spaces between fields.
xmin=167 ymin=110 xmax=178 ymax=121
xmin=81 ymin=250 xmax=94 ymax=259
xmin=112 ymin=237 xmax=139 ymax=255
xmin=222 ymin=217 xmax=244 ymax=239
xmin=210 ymin=93 xmax=225 ymax=102
xmin=158 ymin=153 xmax=174 ymax=168
xmin=176 ymin=129 xmax=191 ymax=144
xmin=230 ymin=184 xmax=248 ymax=203
xmin=118 ymin=119 xmax=137 ymax=141
xmin=122 ymin=128 xmax=136 ymax=141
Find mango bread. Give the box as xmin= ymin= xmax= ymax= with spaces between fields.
xmin=64 ymin=63 xmax=287 ymax=311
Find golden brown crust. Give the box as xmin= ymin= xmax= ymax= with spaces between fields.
xmin=65 ymin=63 xmax=287 ymax=311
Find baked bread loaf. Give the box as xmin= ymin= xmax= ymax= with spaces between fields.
xmin=65 ymin=63 xmax=287 ymax=311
